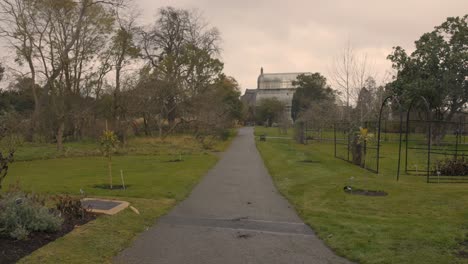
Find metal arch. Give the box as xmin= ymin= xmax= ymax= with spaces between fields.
xmin=404 ymin=96 xmax=432 ymax=183
xmin=376 ymin=95 xmax=405 ymax=181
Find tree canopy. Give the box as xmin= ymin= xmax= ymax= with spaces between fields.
xmin=256 ymin=98 xmax=285 ymax=127
xmin=0 ymin=3 xmax=242 ymax=148
xmin=387 ymin=15 xmax=468 ymax=120
xmin=291 ymin=73 xmax=336 ymax=121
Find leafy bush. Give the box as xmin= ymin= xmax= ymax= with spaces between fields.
xmin=0 ymin=192 xmax=63 ymax=240
xmin=434 ymin=157 xmax=468 ymax=176
xmin=54 ymin=195 xmax=88 ymax=220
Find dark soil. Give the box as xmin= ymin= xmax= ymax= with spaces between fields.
xmin=236 ymin=232 xmax=252 ymax=239
xmin=0 ymin=215 xmax=96 ymax=264
xmin=299 ymin=159 xmax=320 ymax=164
xmin=167 ymin=159 xmax=183 ymax=163
xmin=344 ymin=186 xmax=388 ymax=196
xmin=458 ymin=238 xmax=468 ymax=259
xmin=458 ymin=250 xmax=468 ymax=258
xmin=93 ymin=184 xmax=130 ymax=190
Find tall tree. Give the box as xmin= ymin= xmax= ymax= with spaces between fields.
xmin=0 ymin=0 xmax=41 ymax=117
xmin=0 ymin=0 xmax=120 ymax=149
xmin=291 ymin=73 xmax=336 ymax=121
xmin=140 ymin=7 xmax=222 ymax=132
xmin=330 ymin=41 xmax=375 ymax=120
xmin=387 ymin=15 xmax=468 ymax=121
xmin=107 ymin=11 xmax=140 ymax=121
xmin=0 ymin=63 xmax=4 ymax=82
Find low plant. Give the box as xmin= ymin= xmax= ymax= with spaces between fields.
xmin=0 ymin=192 xmax=63 ymax=240
xmin=54 ymin=195 xmax=89 ymax=220
xmin=0 ymin=151 xmax=14 ymax=189
xmin=434 ymin=157 xmax=468 ymax=176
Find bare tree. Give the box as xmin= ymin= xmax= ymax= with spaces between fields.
xmin=138 ymin=7 xmax=222 ymax=136
xmin=329 ymin=41 xmax=376 ymax=121
xmin=0 ymin=0 xmax=123 ymax=150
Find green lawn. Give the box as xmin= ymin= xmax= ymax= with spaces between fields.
xmin=255 ymin=126 xmax=468 ymax=264
xmin=2 ymin=133 xmax=234 ymax=263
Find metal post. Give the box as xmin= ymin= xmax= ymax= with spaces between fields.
xmin=347 ymin=125 xmax=350 ymax=162
xmin=427 ymin=120 xmax=432 ymax=183
xmin=405 ymin=113 xmax=410 ymax=173
xmin=376 ymin=97 xmax=391 ymax=174
xmin=334 ymin=123 xmax=337 ymax=158
xmin=397 ymin=112 xmax=404 ymax=181
xmin=455 ymin=120 xmax=460 ymax=159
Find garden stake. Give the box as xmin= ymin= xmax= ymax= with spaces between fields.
xmin=121 ymin=170 xmax=126 ymax=190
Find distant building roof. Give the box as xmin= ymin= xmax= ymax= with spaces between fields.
xmin=257 ymin=68 xmax=311 ymax=89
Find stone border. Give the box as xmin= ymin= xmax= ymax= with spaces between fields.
xmin=81 ymin=198 xmax=130 ymax=215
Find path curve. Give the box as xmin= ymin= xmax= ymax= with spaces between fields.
xmin=114 ymin=127 xmax=352 ymax=264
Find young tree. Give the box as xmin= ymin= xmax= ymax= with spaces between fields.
xmin=100 ymin=129 xmax=119 ymax=189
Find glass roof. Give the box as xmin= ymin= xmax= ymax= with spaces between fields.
xmin=258 ymin=72 xmax=310 ymax=89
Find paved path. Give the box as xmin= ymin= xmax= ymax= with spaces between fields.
xmin=115 ymin=127 xmax=352 ymax=264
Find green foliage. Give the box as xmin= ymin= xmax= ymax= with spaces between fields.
xmin=387 ymin=15 xmax=468 ymax=119
xmin=0 ymin=77 xmax=40 ymax=114
xmin=217 ymin=76 xmax=243 ymax=121
xmin=0 ymin=192 xmax=63 ymax=240
xmin=100 ymin=129 xmax=119 ymax=159
xmin=17 ymin=198 xmax=174 ymax=264
xmin=256 ymin=97 xmax=285 ymax=127
xmin=291 ymin=73 xmax=336 ymax=121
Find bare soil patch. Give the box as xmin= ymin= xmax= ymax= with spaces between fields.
xmin=343 ymin=186 xmax=388 ymax=196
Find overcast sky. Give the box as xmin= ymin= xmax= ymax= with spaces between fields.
xmin=0 ymin=1 xmax=466 ymax=92
xmin=135 ymin=0 xmax=467 ymax=92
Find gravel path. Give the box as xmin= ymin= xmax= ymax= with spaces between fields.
xmin=114 ymin=127 xmax=352 ymax=264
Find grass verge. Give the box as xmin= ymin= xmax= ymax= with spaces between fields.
xmin=2 ymin=132 xmax=236 ymax=263
xmin=255 ymin=127 xmax=468 ymax=264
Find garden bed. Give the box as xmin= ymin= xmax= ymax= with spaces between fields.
xmin=344 ymin=186 xmax=388 ymax=196
xmin=0 ymin=214 xmax=96 ymax=264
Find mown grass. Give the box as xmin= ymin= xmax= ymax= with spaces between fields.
xmin=2 ymin=132 xmax=236 ymax=263
xmin=11 ymin=134 xmax=229 ymax=162
xmin=255 ymin=126 xmax=468 ymax=264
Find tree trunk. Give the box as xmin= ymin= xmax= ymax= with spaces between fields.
xmin=114 ymin=67 xmax=121 ymax=121
xmin=56 ymin=121 xmax=65 ymax=152
xmin=351 ymin=135 xmax=362 ymax=166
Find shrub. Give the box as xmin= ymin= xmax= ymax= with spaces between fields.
xmin=54 ymin=195 xmax=88 ymax=220
xmin=0 ymin=192 xmax=63 ymax=240
xmin=434 ymin=157 xmax=468 ymax=176
xmin=0 ymin=151 xmax=14 ymax=190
